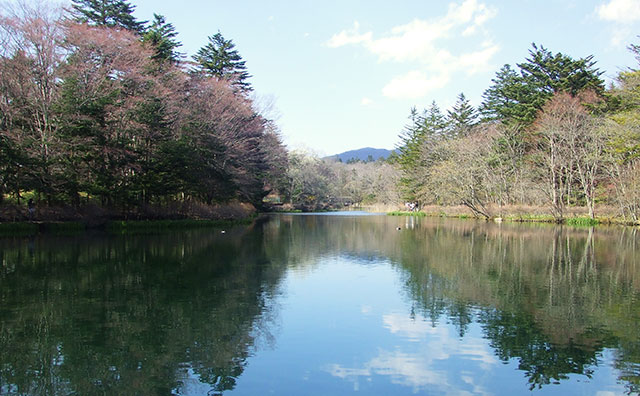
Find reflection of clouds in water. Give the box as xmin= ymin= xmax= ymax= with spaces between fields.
xmin=383 ymin=313 xmax=442 ymax=341
xmin=459 ymin=339 xmax=499 ymax=368
xmin=326 ymin=351 xmax=448 ymax=393
xmin=326 ymin=349 xmax=465 ymax=394
xmin=369 ymin=351 xmax=448 ymax=389
xmin=326 ymin=312 xmax=498 ymax=394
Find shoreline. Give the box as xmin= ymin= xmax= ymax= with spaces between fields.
xmin=386 ymin=210 xmax=640 ymax=227
xmin=2 ymin=207 xmax=639 ymax=236
xmin=0 ymin=217 xmax=257 ymax=236
xmin=0 ymin=201 xmax=259 ymax=235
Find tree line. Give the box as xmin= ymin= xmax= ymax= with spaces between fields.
xmin=3 ymin=0 xmax=639 ymax=222
xmin=394 ymin=42 xmax=640 ymax=222
xmin=0 ymin=0 xmax=287 ymax=216
xmin=278 ymin=42 xmax=640 ymax=221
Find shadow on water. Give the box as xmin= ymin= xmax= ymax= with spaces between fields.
xmin=0 ymin=214 xmax=639 ymax=394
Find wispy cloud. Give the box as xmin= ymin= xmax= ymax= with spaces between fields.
xmin=596 ymin=0 xmax=640 ymax=23
xmin=382 ymin=71 xmax=449 ymax=100
xmin=327 ymin=0 xmax=499 ymax=99
xmin=360 ymin=97 xmax=373 ymax=106
xmin=596 ymin=0 xmax=640 ymax=46
xmin=327 ymin=21 xmax=372 ymax=47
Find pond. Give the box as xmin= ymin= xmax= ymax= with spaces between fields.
xmin=1 ymin=213 xmax=639 ymax=395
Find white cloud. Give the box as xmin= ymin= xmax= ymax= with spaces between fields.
xmin=327 ymin=21 xmax=372 ymax=48
xmin=595 ymin=0 xmax=640 ymax=47
xmin=457 ymin=44 xmax=501 ymax=75
xmin=597 ymin=0 xmax=640 ymax=23
xmin=327 ymin=0 xmax=499 ymax=99
xmin=360 ymin=97 xmax=373 ymax=106
xmin=382 ymin=71 xmax=449 ymax=99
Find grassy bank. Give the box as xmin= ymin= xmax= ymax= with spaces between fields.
xmin=387 ymin=205 xmax=638 ymax=227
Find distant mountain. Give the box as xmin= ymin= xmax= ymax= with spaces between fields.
xmin=326 ymin=147 xmax=394 ymax=163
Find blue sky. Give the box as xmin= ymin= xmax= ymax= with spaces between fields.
xmin=127 ymin=0 xmax=640 ymax=155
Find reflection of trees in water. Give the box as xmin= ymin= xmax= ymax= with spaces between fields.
xmin=0 ymin=222 xmax=287 ymax=395
xmin=263 ymin=215 xmax=640 ymax=392
xmin=390 ymin=220 xmax=639 ymax=392
xmin=1 ymin=216 xmax=639 ymax=394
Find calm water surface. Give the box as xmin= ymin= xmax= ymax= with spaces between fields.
xmin=1 ymin=213 xmax=639 ymax=395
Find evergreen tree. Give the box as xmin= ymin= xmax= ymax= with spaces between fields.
xmin=422 ymin=101 xmax=449 ymax=138
xmin=142 ymin=14 xmax=182 ymax=63
xmin=396 ymin=102 xmax=448 ymax=202
xmin=193 ymin=32 xmax=252 ymax=93
xmin=446 ymin=93 xmax=478 ymax=138
xmin=480 ymin=44 xmax=604 ymax=125
xmin=71 ymin=0 xmax=145 ymax=32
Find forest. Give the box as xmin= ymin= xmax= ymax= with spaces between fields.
xmin=390 ymin=42 xmax=640 ymax=223
xmin=1 ymin=0 xmax=640 ymax=224
xmin=0 ymin=0 xmax=287 ymax=221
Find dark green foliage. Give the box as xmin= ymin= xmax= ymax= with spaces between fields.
xmin=71 ymin=0 xmax=145 ymax=32
xmin=193 ymin=32 xmax=253 ymax=93
xmin=142 ymin=14 xmax=182 ymax=63
xmin=447 ymin=92 xmax=478 ymax=138
xmin=480 ymin=44 xmax=605 ymax=125
xmin=396 ymin=102 xmax=448 ymax=201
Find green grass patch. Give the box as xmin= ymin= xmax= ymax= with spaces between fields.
xmin=387 ymin=211 xmax=427 ymax=217
xmin=565 ymin=217 xmax=600 ymax=226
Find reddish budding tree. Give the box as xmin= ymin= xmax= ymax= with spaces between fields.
xmin=0 ymin=1 xmax=66 ymax=201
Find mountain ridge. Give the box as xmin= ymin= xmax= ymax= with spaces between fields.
xmin=326 ymin=147 xmax=393 ymax=163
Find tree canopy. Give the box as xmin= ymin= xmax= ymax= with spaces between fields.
xmin=0 ymin=3 xmax=285 ymax=216
xmin=193 ymin=32 xmax=252 ymax=94
xmin=480 ymin=44 xmax=604 ymax=125
xmin=71 ymin=0 xmax=145 ymax=32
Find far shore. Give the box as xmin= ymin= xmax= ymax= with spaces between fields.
xmin=2 ymin=202 xmax=638 ymax=236
xmin=381 ymin=204 xmax=640 ymax=227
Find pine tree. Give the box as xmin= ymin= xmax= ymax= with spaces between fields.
xmin=71 ymin=0 xmax=145 ymax=32
xmin=142 ymin=14 xmax=182 ymax=63
xmin=446 ymin=93 xmax=478 ymax=138
xmin=193 ymin=32 xmax=252 ymax=93
xmin=396 ymin=102 xmax=448 ymax=202
xmin=480 ymin=44 xmax=604 ymax=126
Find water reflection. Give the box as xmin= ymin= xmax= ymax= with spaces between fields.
xmin=0 ymin=215 xmax=638 ymax=395
xmin=327 ymin=313 xmax=498 ymax=394
xmin=0 ymin=223 xmax=284 ymax=395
